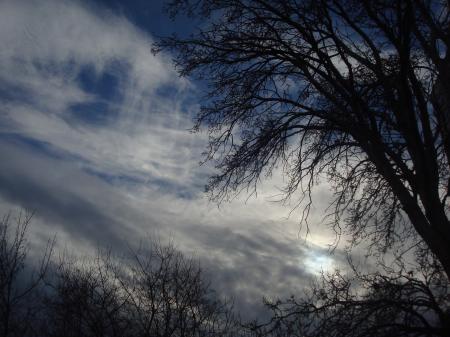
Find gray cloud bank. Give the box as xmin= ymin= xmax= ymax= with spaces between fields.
xmin=0 ymin=0 xmax=344 ymax=319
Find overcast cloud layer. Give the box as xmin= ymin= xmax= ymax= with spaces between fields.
xmin=0 ymin=0 xmax=344 ymax=318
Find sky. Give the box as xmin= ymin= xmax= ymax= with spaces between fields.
xmin=0 ymin=0 xmax=348 ymax=318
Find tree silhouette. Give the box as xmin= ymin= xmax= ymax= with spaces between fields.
xmin=43 ymin=242 xmax=240 ymax=337
xmin=248 ymin=251 xmax=450 ymax=336
xmin=0 ymin=212 xmax=53 ymax=337
xmin=155 ymin=0 xmax=450 ymax=277
xmin=44 ymin=252 xmax=130 ymax=337
xmin=38 ymin=240 xmax=240 ymax=337
xmin=0 ymin=213 xmax=242 ymax=337
xmin=118 ymin=241 xmax=239 ymax=337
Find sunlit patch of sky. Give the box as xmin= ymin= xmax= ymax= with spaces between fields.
xmin=304 ymin=249 xmax=336 ymax=275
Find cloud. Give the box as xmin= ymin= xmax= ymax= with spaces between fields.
xmin=0 ymin=0 xmax=202 ymax=186
xmin=0 ymin=0 xmax=343 ymax=318
xmin=182 ymin=222 xmax=348 ymax=319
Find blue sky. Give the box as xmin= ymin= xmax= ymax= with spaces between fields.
xmin=0 ymin=0 xmax=347 ymax=318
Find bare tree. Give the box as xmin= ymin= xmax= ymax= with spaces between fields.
xmin=42 ymin=240 xmax=240 ymax=337
xmin=117 ymin=240 xmax=239 ymax=337
xmin=155 ymin=0 xmax=450 ymax=277
xmin=248 ymin=251 xmax=450 ymax=337
xmin=0 ymin=211 xmax=241 ymax=337
xmin=43 ymin=251 xmax=130 ymax=337
xmin=0 ymin=212 xmax=53 ymax=337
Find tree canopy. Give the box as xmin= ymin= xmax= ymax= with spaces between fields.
xmin=155 ymin=0 xmax=450 ymax=278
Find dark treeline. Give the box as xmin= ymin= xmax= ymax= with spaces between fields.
xmin=0 ymin=212 xmax=244 ymax=337
xmin=2 ymin=212 xmax=450 ymax=337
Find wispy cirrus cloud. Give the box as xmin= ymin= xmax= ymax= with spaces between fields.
xmin=0 ymin=0 xmax=201 ymax=186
